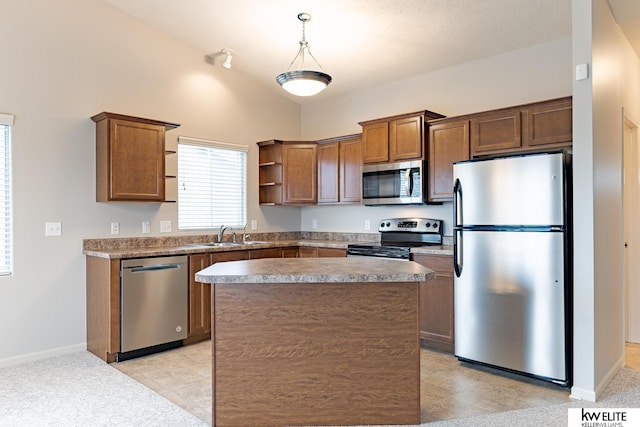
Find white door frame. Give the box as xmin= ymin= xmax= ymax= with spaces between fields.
xmin=623 ymin=113 xmax=639 ymax=343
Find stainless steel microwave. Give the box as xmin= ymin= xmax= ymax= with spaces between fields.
xmin=361 ymin=160 xmax=424 ymax=205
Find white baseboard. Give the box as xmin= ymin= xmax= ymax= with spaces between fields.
xmin=0 ymin=343 xmax=86 ymax=369
xmin=569 ymin=353 xmax=625 ymax=402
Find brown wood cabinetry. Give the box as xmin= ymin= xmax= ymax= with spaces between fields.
xmin=470 ymin=97 xmax=572 ymax=157
xmin=186 ymin=253 xmax=214 ymax=344
xmin=187 ymin=251 xmax=249 ymax=344
xmin=258 ymin=140 xmax=317 ymax=205
xmin=412 ymin=253 xmax=454 ymax=353
xmin=471 ymin=108 xmax=522 ymax=154
xmin=86 ymin=256 xmax=120 ymax=363
xmin=299 ymin=247 xmax=347 ymax=258
xmin=428 ymin=120 xmax=470 ymax=203
xmin=359 ymin=110 xmax=444 ymax=164
xmin=426 ymin=97 xmax=572 ymax=202
xmin=91 ymin=112 xmax=180 ymax=202
xmin=317 ymin=134 xmax=362 ymax=204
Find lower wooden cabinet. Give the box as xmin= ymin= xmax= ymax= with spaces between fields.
xmin=411 ymin=253 xmax=455 ymax=353
xmin=186 ymin=251 xmax=249 ymax=344
xmin=299 ymin=247 xmax=347 ymax=257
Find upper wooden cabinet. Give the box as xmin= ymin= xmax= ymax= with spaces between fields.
xmin=92 ymin=112 xmax=180 ymax=202
xmin=428 ymin=120 xmax=470 ymax=203
xmin=359 ymin=110 xmax=445 ymax=164
xmin=426 ymin=97 xmax=572 ymax=202
xmin=317 ymin=134 xmax=362 ymax=204
xmin=470 ymin=97 xmax=572 ymax=157
xmin=257 ymin=140 xmax=317 ymax=205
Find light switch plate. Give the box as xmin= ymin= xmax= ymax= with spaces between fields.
xmin=251 ymin=220 xmax=257 ymax=230
xmin=142 ymin=221 xmax=150 ymax=234
xmin=45 ymin=222 xmax=62 ymax=237
xmin=160 ymin=220 xmax=171 ymax=233
xmin=364 ymin=219 xmax=371 ymax=231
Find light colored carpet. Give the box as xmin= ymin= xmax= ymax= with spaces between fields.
xmin=1 ymin=350 xmax=638 ymax=427
xmin=0 ymin=351 xmax=207 ymax=426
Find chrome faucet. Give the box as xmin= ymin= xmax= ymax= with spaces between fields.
xmin=217 ymin=225 xmax=230 ymax=242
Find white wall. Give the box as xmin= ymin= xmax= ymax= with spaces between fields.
xmin=571 ymin=0 xmax=640 ymax=401
xmin=299 ymin=38 xmax=572 ymax=236
xmin=0 ymin=0 xmax=302 ymax=364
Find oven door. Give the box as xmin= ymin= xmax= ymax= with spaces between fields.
xmin=362 ymin=160 xmax=424 ymax=205
xmin=346 ymin=245 xmax=410 ymax=261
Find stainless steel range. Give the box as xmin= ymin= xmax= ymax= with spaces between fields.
xmin=347 ymin=218 xmax=443 ymax=260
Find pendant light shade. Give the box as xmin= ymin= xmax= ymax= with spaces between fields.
xmin=276 ymin=13 xmax=332 ymax=97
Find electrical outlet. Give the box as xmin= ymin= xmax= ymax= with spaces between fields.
xmin=364 ymin=219 xmax=371 ymax=231
xmin=110 ymin=222 xmax=120 ymax=235
xmin=45 ymin=222 xmax=62 ymax=237
xmin=251 ymin=220 xmax=257 ymax=230
xmin=142 ymin=221 xmax=150 ymax=234
xmin=312 ymin=219 xmax=318 ymax=229
xmin=160 ymin=220 xmax=172 ymax=233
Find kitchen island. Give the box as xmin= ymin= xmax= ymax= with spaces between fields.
xmin=196 ymin=257 xmax=434 ymax=427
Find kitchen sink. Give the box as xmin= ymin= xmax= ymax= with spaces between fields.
xmin=191 ymin=242 xmax=241 ymax=247
xmin=241 ymin=241 xmax=268 ymax=245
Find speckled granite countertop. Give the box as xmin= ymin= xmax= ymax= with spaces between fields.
xmin=82 ymin=232 xmax=453 ymax=259
xmin=195 ymin=257 xmax=435 ymax=284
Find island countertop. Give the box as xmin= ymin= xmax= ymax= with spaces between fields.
xmin=195 ymin=257 xmax=435 ymax=284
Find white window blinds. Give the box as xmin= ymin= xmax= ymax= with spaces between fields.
xmin=177 ymin=136 xmax=248 ymax=231
xmin=0 ymin=113 xmax=13 ymax=276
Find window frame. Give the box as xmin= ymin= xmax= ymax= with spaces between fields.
xmin=0 ymin=113 xmax=14 ymax=276
xmin=177 ymin=136 xmax=248 ymax=232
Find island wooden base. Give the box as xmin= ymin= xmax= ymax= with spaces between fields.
xmin=212 ymin=281 xmax=420 ymax=426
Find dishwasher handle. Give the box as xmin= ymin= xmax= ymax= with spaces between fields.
xmin=126 ymin=262 xmax=186 ymax=273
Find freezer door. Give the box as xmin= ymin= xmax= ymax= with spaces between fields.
xmin=453 ymin=152 xmax=565 ymax=226
xmin=454 ymin=230 xmax=567 ymax=382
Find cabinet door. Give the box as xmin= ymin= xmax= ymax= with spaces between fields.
xmin=298 ymin=247 xmax=317 ymax=257
xmin=412 ymin=254 xmax=454 ymax=353
xmin=282 ymin=247 xmax=300 ymax=258
xmin=283 ymin=144 xmax=317 ymax=205
xmin=317 ymin=248 xmax=347 ymax=257
xmin=317 ymin=141 xmax=340 ymax=204
xmin=249 ymin=248 xmax=283 ymax=259
xmin=340 ymin=137 xmax=362 ymax=203
xmin=187 ymin=254 xmax=213 ymax=343
xmin=471 ymin=109 xmax=522 ymax=156
xmin=362 ymin=122 xmax=389 ymax=164
xmin=524 ymin=98 xmax=572 ymax=147
xmin=428 ymin=120 xmax=470 ymax=202
xmin=108 ymin=119 xmax=165 ymax=201
xmin=390 ymin=115 xmax=423 ymax=161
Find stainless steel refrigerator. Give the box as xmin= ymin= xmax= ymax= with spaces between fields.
xmin=452 ymin=151 xmax=571 ymax=386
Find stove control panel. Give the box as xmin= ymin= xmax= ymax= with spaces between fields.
xmin=378 ymin=218 xmax=442 ymax=234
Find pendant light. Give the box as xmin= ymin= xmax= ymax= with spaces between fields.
xmin=276 ymin=13 xmax=332 ymax=97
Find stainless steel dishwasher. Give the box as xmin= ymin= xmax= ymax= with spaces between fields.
xmin=118 ymin=255 xmax=188 ymax=361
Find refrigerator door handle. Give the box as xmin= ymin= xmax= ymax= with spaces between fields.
xmin=453 ymin=178 xmax=463 ymax=277
xmin=454 ymin=229 xmax=463 ymax=277
xmin=453 ymin=178 xmax=462 ymax=228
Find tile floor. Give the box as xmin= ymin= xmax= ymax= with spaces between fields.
xmin=112 ymin=340 xmax=640 ymax=424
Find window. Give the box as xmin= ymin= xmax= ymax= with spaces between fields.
xmin=0 ymin=113 xmax=13 ymax=276
xmin=177 ymin=136 xmax=247 ymax=231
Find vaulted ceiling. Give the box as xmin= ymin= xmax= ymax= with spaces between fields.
xmin=101 ymin=1 xmax=640 ymax=103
